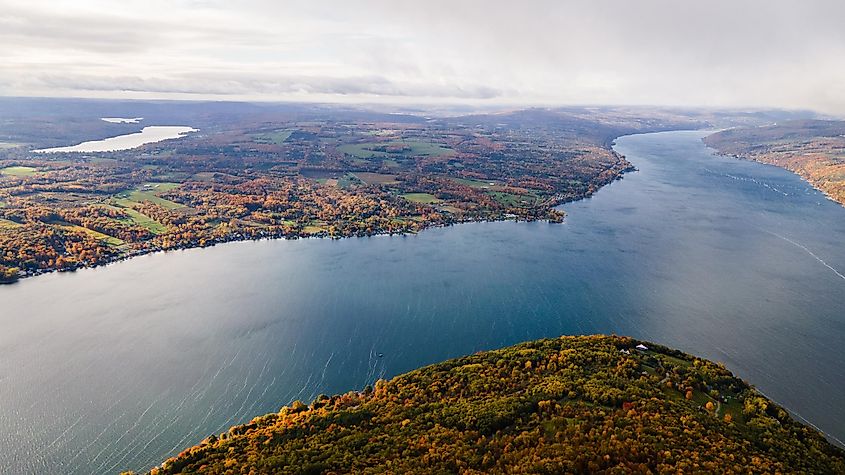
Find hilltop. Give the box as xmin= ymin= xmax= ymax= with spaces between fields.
xmin=143 ymin=335 xmax=844 ymax=474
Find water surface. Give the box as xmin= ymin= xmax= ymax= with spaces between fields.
xmin=1 ymin=130 xmax=844 ymax=473
xmin=33 ymin=126 xmax=196 ymax=153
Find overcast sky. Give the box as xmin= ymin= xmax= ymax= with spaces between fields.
xmin=2 ymin=0 xmax=844 ymax=114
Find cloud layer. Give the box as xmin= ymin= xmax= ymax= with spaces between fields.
xmin=2 ymin=0 xmax=844 ymax=114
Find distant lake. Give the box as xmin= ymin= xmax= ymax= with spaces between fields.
xmin=1 ymin=131 xmax=843 ymax=473
xmin=33 ymin=126 xmax=197 ymax=153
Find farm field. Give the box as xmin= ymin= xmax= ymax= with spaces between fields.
xmin=1 ymin=166 xmax=37 ymax=176
xmin=338 ymin=141 xmax=454 ymax=159
xmin=114 ymin=183 xmax=184 ymax=209
xmin=0 ymin=103 xmax=707 ymax=282
xmin=402 ymin=192 xmax=441 ymax=204
xmin=252 ymin=129 xmax=292 ymax=145
xmin=104 ymin=204 xmax=167 ymax=234
xmin=353 ymin=172 xmax=399 ymax=185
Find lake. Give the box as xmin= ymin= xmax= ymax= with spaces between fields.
xmin=33 ymin=126 xmax=197 ymax=153
xmin=1 ymin=130 xmax=843 ymax=473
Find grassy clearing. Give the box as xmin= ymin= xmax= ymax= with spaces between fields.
xmin=253 ymin=130 xmax=293 ymax=145
xmin=115 ymin=182 xmax=184 ymax=209
xmin=192 ymin=172 xmax=216 ymax=181
xmin=354 ymin=172 xmax=399 ymax=185
xmin=450 ymin=177 xmax=497 ymax=188
xmin=382 ymin=159 xmax=401 ymax=170
xmin=658 ymin=354 xmax=692 ymax=368
xmin=720 ymin=397 xmax=745 ymax=424
xmin=148 ymin=182 xmax=181 ymax=192
xmin=339 ymin=141 xmax=453 ymax=159
xmin=337 ymin=173 xmax=363 ymax=189
xmin=302 ymin=221 xmax=328 ymax=234
xmin=53 ymin=222 xmax=124 ymax=246
xmin=487 ymin=191 xmax=539 ymax=207
xmin=0 ymin=218 xmax=21 ymax=228
xmin=402 ymin=192 xmax=441 ymax=204
xmin=191 ymin=172 xmax=236 ymax=182
xmin=1 ymin=166 xmax=38 ymax=177
xmin=104 ymin=204 xmax=167 ymax=234
xmin=364 ymin=129 xmax=400 ymax=136
xmin=87 ymin=157 xmax=118 ymax=165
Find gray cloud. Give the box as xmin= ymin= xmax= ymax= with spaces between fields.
xmin=35 ymin=73 xmax=503 ymax=99
xmin=1 ymin=0 xmax=844 ymax=114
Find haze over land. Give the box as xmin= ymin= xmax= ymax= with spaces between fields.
xmin=2 ymin=0 xmax=845 ymax=114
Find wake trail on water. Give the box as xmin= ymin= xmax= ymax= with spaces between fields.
xmin=705 ymin=168 xmax=789 ymax=196
xmin=762 ymin=230 xmax=845 ymax=282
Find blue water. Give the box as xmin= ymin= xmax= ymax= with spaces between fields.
xmin=1 ymin=130 xmax=843 ymax=473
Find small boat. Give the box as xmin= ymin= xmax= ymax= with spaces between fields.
xmin=376 ymin=352 xmax=385 ymax=358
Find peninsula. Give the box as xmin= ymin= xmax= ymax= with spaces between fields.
xmin=1 ymin=101 xmax=714 ymax=283
xmin=141 ymin=335 xmax=845 ymax=474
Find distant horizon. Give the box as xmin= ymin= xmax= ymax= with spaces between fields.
xmin=0 ymin=94 xmax=837 ymax=120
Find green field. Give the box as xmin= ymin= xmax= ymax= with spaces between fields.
xmin=339 ymin=141 xmax=453 ymax=159
xmin=382 ymin=159 xmax=401 ymax=170
xmin=104 ymin=204 xmax=167 ymax=234
xmin=1 ymin=166 xmax=37 ymax=177
xmin=337 ymin=173 xmax=363 ymax=189
xmin=87 ymin=157 xmax=118 ymax=165
xmin=450 ymin=176 xmax=497 ymax=188
xmin=302 ymin=221 xmax=328 ymax=234
xmin=487 ymin=190 xmax=539 ymax=207
xmin=353 ymin=172 xmax=399 ymax=185
xmin=114 ymin=182 xmax=184 ymax=209
xmin=0 ymin=143 xmax=23 ymax=150
xmin=402 ymin=192 xmax=441 ymax=204
xmin=53 ymin=222 xmax=124 ymax=246
xmin=0 ymin=218 xmax=20 ymax=228
xmin=253 ymin=130 xmax=293 ymax=145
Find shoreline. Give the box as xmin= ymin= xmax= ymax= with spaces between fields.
xmin=1 ymin=213 xmax=558 ymax=285
xmin=733 ymin=153 xmax=845 ymax=208
xmin=701 ymin=128 xmax=845 ymax=209
xmin=2 ymin=157 xmax=635 ymax=286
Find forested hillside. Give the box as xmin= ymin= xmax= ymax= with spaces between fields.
xmin=143 ymin=335 xmax=845 ymax=474
xmin=704 ymin=120 xmax=845 ymax=206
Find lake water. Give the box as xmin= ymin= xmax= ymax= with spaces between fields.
xmin=33 ymin=126 xmax=196 ymax=153
xmin=1 ymin=130 xmax=844 ymax=473
xmin=101 ymin=118 xmax=144 ymax=124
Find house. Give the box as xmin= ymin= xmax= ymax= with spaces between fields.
xmin=635 ymin=344 xmax=649 ymax=351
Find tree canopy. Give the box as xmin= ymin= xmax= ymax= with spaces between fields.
xmin=145 ymin=335 xmax=845 ymax=474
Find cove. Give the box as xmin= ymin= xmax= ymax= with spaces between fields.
xmin=1 ymin=130 xmax=843 ymax=473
